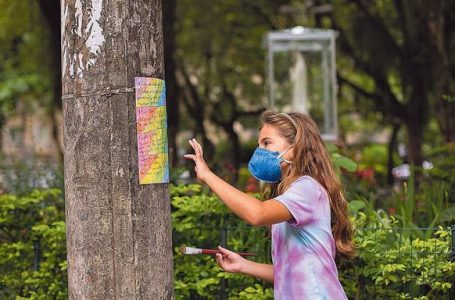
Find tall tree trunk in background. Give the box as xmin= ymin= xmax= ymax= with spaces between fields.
xmin=163 ymin=0 xmax=180 ymax=167
xmin=211 ymin=85 xmax=242 ymax=176
xmin=37 ymin=0 xmax=63 ymax=163
xmin=61 ymin=0 xmax=174 ymax=298
xmin=426 ymin=1 xmax=455 ymax=143
xmin=178 ymin=66 xmax=216 ymax=162
xmin=404 ymin=64 xmax=428 ymax=168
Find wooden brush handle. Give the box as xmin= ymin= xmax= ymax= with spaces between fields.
xmin=201 ymin=249 xmax=256 ymax=256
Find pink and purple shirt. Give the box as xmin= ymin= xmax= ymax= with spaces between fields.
xmin=272 ymin=176 xmax=347 ymax=300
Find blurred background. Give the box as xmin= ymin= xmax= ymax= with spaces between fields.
xmin=1 ymin=0 xmax=455 ymax=193
xmin=1 ymin=1 xmax=455 ymax=299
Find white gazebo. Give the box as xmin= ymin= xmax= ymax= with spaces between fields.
xmin=265 ymin=26 xmax=338 ymax=141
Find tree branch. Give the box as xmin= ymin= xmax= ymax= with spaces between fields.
xmin=351 ymin=0 xmax=403 ymax=57
xmin=328 ymin=16 xmax=406 ymax=121
xmin=237 ymin=107 xmax=266 ymax=117
xmin=178 ymin=64 xmax=205 ymax=117
xmin=238 ymin=0 xmax=277 ymax=30
xmin=337 ymin=74 xmax=375 ymax=100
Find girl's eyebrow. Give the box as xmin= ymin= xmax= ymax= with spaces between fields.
xmin=258 ymin=137 xmax=271 ymax=144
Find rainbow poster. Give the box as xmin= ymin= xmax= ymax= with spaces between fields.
xmin=135 ymin=77 xmax=169 ymax=184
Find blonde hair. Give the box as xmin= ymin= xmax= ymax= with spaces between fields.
xmin=261 ymin=110 xmax=355 ymax=259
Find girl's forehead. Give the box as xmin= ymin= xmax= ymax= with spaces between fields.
xmin=259 ymin=124 xmax=281 ymax=139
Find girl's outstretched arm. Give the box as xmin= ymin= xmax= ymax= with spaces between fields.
xmin=184 ymin=138 xmax=292 ymax=226
xmin=215 ymin=246 xmax=274 ymax=283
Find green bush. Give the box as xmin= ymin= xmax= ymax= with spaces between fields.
xmin=339 ymin=200 xmax=455 ymax=299
xmin=1 ymin=183 xmax=453 ymax=299
xmin=426 ymin=144 xmax=455 ymax=203
xmin=0 ymin=189 xmax=67 ymax=299
xmin=171 ymin=184 xmax=273 ymax=299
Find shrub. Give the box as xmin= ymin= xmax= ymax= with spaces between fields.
xmin=0 ymin=189 xmax=67 ymax=299
xmin=339 ymin=201 xmax=455 ymax=299
xmin=171 ymin=184 xmax=273 ymax=299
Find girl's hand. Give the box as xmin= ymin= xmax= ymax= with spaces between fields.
xmin=215 ymin=246 xmax=248 ymax=274
xmin=183 ymin=138 xmax=212 ymax=183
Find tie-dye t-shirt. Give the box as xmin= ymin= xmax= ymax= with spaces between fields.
xmin=272 ymin=176 xmax=347 ymax=300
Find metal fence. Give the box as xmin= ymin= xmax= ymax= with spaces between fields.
xmin=173 ymin=225 xmax=455 ymax=300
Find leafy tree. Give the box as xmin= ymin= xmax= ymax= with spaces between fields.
xmin=304 ymin=0 xmax=455 ymax=169
xmin=175 ymin=0 xmax=293 ymax=171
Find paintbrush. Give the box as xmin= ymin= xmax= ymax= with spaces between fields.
xmin=179 ymin=246 xmax=256 ymax=257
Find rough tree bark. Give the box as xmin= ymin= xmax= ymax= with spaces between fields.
xmin=61 ymin=0 xmax=174 ymax=299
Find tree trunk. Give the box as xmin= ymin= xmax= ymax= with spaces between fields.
xmin=61 ymin=0 xmax=174 ymax=299
xmin=37 ymin=0 xmax=63 ymax=163
xmin=163 ymin=0 xmax=180 ymax=167
xmin=403 ymin=45 xmax=429 ymax=170
xmin=426 ymin=1 xmax=455 ymax=143
xmin=435 ymin=99 xmax=455 ymax=143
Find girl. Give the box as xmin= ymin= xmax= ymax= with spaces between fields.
xmin=184 ymin=111 xmax=354 ymax=299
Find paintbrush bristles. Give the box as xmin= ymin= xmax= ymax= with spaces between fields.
xmin=179 ymin=246 xmax=202 ymax=255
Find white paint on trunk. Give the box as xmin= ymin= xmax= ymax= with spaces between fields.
xmin=61 ymin=2 xmax=69 ymax=78
xmin=85 ymin=0 xmax=105 ymax=68
xmin=78 ymin=53 xmax=85 ymax=78
xmin=74 ymin=0 xmax=83 ymax=37
xmin=62 ymin=0 xmax=106 ymax=80
xmin=62 ymin=48 xmax=68 ymax=78
xmin=69 ymin=53 xmax=77 ymax=78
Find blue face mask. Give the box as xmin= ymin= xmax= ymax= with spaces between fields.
xmin=247 ymin=147 xmax=292 ymax=183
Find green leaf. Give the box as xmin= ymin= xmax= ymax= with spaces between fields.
xmin=348 ymin=200 xmax=366 ymax=213
xmin=331 ymin=153 xmax=357 ymax=172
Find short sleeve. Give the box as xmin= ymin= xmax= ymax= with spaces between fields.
xmin=274 ymin=176 xmax=321 ymax=227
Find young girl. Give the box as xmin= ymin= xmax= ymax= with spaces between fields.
xmin=184 ymin=111 xmax=354 ymax=299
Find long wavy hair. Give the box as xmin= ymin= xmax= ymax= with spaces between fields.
xmin=260 ymin=110 xmax=355 ymax=259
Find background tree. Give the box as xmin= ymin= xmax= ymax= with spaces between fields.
xmin=174 ymin=0 xmax=293 ymax=173
xmin=36 ymin=0 xmax=62 ymax=161
xmin=306 ymin=0 xmax=455 ymax=169
xmin=163 ymin=0 xmax=180 ymax=167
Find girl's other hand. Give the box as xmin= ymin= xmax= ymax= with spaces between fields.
xmin=183 ymin=138 xmax=212 ymax=183
xmin=215 ymin=246 xmax=247 ymax=273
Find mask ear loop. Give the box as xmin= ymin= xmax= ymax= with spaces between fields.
xmin=277 ymin=147 xmax=293 ymax=164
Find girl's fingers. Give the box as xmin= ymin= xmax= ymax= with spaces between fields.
xmin=189 ymin=139 xmax=202 ymax=159
xmin=216 ymin=253 xmax=227 ymax=270
xmin=194 ymin=139 xmax=203 ymax=156
xmin=217 ymin=246 xmax=233 ymax=256
xmin=192 ymin=138 xmax=202 ymax=157
xmin=188 ymin=139 xmax=196 ymax=152
xmin=188 ymin=139 xmax=200 ymax=157
xmin=183 ymin=154 xmax=196 ymax=161
xmin=188 ymin=138 xmax=204 ymax=158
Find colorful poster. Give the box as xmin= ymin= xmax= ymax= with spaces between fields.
xmin=135 ymin=77 xmax=169 ymax=184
